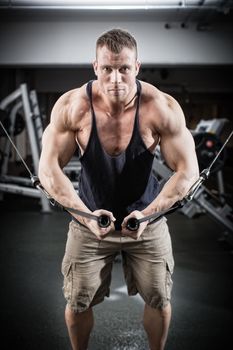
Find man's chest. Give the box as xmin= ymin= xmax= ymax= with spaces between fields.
xmin=76 ymin=109 xmax=158 ymax=156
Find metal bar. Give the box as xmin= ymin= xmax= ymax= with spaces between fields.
xmin=30 ymin=90 xmax=43 ymax=151
xmin=0 ymin=87 xmax=22 ymax=110
xmin=0 ymin=183 xmax=42 ymax=198
xmin=0 ymin=175 xmax=32 ymax=185
xmin=1 ymin=101 xmax=23 ymax=175
xmin=0 ymin=119 xmax=33 ymax=177
xmin=20 ymin=84 xmax=50 ymax=212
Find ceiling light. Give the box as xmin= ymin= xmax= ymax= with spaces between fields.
xmin=0 ymin=0 xmax=228 ymax=10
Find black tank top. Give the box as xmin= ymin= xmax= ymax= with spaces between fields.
xmin=78 ymin=80 xmax=159 ymax=230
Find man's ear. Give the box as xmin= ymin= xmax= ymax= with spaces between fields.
xmin=93 ymin=60 xmax=98 ymax=76
xmin=135 ymin=60 xmax=141 ymax=76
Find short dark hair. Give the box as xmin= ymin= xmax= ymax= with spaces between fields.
xmin=96 ymin=28 xmax=138 ymax=58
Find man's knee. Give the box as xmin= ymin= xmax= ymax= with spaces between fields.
xmin=143 ymin=302 xmax=171 ymax=325
xmin=159 ymin=302 xmax=171 ymax=322
xmin=65 ymin=304 xmax=93 ymax=325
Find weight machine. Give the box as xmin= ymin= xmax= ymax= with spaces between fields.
xmin=0 ymin=83 xmax=81 ymax=212
xmin=0 ymin=83 xmax=50 ymax=211
xmin=153 ymin=118 xmax=233 ymax=244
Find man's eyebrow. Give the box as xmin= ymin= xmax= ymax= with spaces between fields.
xmin=100 ymin=64 xmax=131 ymax=69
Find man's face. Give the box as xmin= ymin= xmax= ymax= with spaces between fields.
xmin=93 ymin=45 xmax=140 ymax=102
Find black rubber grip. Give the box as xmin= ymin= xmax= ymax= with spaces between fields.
xmin=126 ymin=217 xmax=140 ymax=231
xmin=98 ymin=215 xmax=111 ymax=228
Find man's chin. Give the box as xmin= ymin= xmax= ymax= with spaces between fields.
xmin=108 ymin=91 xmax=126 ymax=101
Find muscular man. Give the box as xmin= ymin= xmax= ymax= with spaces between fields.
xmin=39 ymin=29 xmax=199 ymax=350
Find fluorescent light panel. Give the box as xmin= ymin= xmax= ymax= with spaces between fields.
xmin=1 ymin=0 xmax=225 ymax=10
xmin=6 ymin=1 xmax=223 ymax=5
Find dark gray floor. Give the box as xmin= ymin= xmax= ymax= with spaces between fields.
xmin=0 ymin=195 xmax=233 ymax=350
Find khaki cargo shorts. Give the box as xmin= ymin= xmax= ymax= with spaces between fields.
xmin=61 ymin=217 xmax=174 ymax=313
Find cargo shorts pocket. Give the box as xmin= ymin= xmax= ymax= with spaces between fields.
xmin=165 ymin=257 xmax=174 ymax=300
xmin=61 ymin=258 xmax=95 ymax=313
xmin=61 ymin=259 xmax=73 ymax=302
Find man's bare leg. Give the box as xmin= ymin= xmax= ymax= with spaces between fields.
xmin=143 ymin=303 xmax=171 ymax=350
xmin=65 ymin=304 xmax=94 ymax=350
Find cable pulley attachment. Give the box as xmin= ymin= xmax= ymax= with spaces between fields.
xmin=31 ymin=176 xmax=111 ymax=228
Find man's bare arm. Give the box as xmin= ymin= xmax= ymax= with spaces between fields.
xmin=38 ymin=95 xmax=115 ymax=237
xmin=38 ymin=98 xmax=92 ymax=217
xmin=142 ymin=96 xmax=199 ymax=216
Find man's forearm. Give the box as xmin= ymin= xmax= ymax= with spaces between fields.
xmin=38 ymin=166 xmax=92 ymax=221
xmin=142 ymin=170 xmax=199 ymax=216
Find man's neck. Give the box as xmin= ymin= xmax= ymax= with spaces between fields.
xmin=104 ymin=89 xmax=138 ymax=118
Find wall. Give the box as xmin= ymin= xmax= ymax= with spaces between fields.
xmin=0 ymin=10 xmax=232 ymax=66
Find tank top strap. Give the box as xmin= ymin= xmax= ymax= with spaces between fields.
xmin=135 ymin=79 xmax=141 ymax=120
xmin=86 ymin=80 xmax=94 ymax=105
xmin=131 ymin=79 xmax=142 ymax=138
xmin=86 ymin=80 xmax=98 ymax=129
xmin=136 ymin=79 xmax=141 ymax=94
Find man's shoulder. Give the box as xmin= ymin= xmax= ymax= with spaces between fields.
xmin=139 ymin=80 xmax=175 ymax=104
xmin=60 ymin=83 xmax=89 ymax=107
xmin=49 ymin=82 xmax=91 ymax=129
xmin=139 ymin=80 xmax=184 ymax=132
xmin=139 ymin=80 xmax=175 ymax=114
xmin=54 ymin=83 xmax=90 ymax=115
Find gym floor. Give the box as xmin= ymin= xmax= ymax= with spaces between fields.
xmin=0 ymin=194 xmax=233 ymax=350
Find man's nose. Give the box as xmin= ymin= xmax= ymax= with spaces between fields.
xmin=110 ymin=70 xmax=122 ymax=84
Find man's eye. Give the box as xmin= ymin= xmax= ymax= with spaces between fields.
xmin=121 ymin=67 xmax=130 ymax=73
xmin=103 ymin=67 xmax=111 ymax=72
